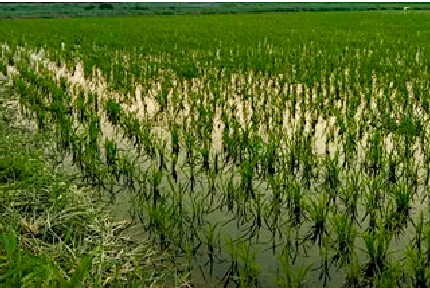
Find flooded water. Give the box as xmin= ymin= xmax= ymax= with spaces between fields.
xmin=4 ymin=45 xmax=429 ymax=287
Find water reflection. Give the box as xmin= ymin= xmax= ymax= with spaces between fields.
xmin=10 ymin=49 xmax=429 ymax=287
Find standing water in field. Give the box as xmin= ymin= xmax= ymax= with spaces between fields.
xmin=2 ymin=11 xmax=430 ymax=287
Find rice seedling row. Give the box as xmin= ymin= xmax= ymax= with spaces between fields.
xmin=2 ymin=11 xmax=430 ymax=287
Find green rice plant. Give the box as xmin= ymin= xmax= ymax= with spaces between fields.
xmin=0 ymin=154 xmax=37 ymax=184
xmin=75 ymin=92 xmax=85 ymax=124
xmin=231 ymin=120 xmax=241 ymax=165
xmin=240 ymin=158 xmax=255 ymax=201
xmin=105 ymin=99 xmax=122 ymax=125
xmin=344 ymin=127 xmax=357 ymax=169
xmin=342 ymin=254 xmax=361 ymax=288
xmin=235 ymin=238 xmax=261 ymax=288
xmin=88 ymin=113 xmax=101 ymax=151
xmin=222 ymin=122 xmax=232 ymax=164
xmin=202 ymin=223 xmax=220 ymax=277
xmin=184 ymin=124 xmax=195 ymax=164
xmin=331 ymin=213 xmax=357 ymax=268
xmin=59 ymin=116 xmax=72 ymax=152
xmin=267 ymin=140 xmax=277 ymax=176
xmin=147 ymin=198 xmax=175 ymax=251
xmin=304 ymin=193 xmax=330 ymax=247
xmin=389 ymin=182 xmax=412 ymax=236
xmin=291 ymin=180 xmax=305 ymax=228
xmin=120 ymin=113 xmax=133 ymax=140
xmin=365 ymin=129 xmax=382 ymax=178
xmin=339 ymin=173 xmax=360 ymax=225
xmin=301 ymin=135 xmax=314 ymax=190
xmin=49 ymin=99 xmax=66 ymax=122
xmin=117 ymin=154 xmax=135 ymax=188
xmin=190 ymin=192 xmax=205 ymax=228
xmin=266 ymin=174 xmax=283 ymax=240
xmin=371 ymin=260 xmax=404 ymax=288
xmin=104 ymin=138 xmax=117 ymax=168
xmin=131 ymin=117 xmax=141 ymax=147
xmin=242 ymin=191 xmax=263 ymax=243
xmin=223 ymin=236 xmax=240 ymax=287
xmin=171 ymin=123 xmax=179 ymax=182
xmin=404 ymin=162 xmax=419 ymax=195
xmin=361 ymin=176 xmax=385 ymax=233
xmin=404 ymin=211 xmax=429 ymax=288
xmin=276 ymin=244 xmax=312 ymax=288
xmin=323 ymin=152 xmax=341 ymax=208
xmin=318 ymin=233 xmax=333 ymax=287
xmin=223 ymin=173 xmax=236 ymax=212
xmin=411 ymin=210 xmax=425 ymax=254
xmin=386 ymin=151 xmax=397 ymax=184
xmin=289 ymin=141 xmax=298 ymax=177
xmin=71 ymin=135 xmax=83 ymax=170
xmin=201 ymin=144 xmax=210 ymax=172
xmin=0 ymin=60 xmax=7 ymax=76
xmin=36 ymin=107 xmax=47 ymax=131
xmin=141 ymin=122 xmax=154 ymax=158
xmin=214 ymin=152 xmax=219 ymax=175
xmin=86 ymin=91 xmax=94 ymax=108
xmin=150 ymin=165 xmax=163 ymax=207
xmin=360 ymin=220 xmax=394 ymax=283
xmin=403 ymin=135 xmax=414 ymax=167
xmin=81 ymin=145 xmax=101 ymax=187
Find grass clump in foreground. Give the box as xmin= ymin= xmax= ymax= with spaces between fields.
xmin=0 ymin=85 xmax=190 ymax=288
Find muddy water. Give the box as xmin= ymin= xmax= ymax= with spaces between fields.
xmin=104 ymin=171 xmax=428 ymax=288
xmin=6 ymin=47 xmax=430 ymax=287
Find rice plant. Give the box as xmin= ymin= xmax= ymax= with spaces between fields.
xmin=3 ymin=9 xmax=430 ymax=287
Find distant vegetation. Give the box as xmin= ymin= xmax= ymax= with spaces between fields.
xmin=0 ymin=2 xmax=429 ymax=18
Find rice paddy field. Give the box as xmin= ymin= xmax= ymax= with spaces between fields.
xmin=2 ymin=10 xmax=430 ymax=288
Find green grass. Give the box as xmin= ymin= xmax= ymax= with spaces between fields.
xmin=0 ymin=85 xmax=190 ymax=288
